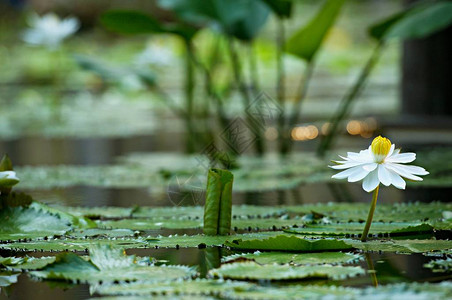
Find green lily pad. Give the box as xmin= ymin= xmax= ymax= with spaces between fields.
xmin=0 ymin=205 xmax=71 ymax=241
xmin=284 ymin=222 xmax=434 ymax=237
xmin=209 ymin=261 xmax=365 ymax=281
xmin=57 ymin=205 xmax=285 ymax=220
xmin=0 ymin=256 xmax=56 ymax=270
xmin=223 ymin=284 xmax=359 ymax=299
xmin=0 ymin=200 xmax=96 ymax=241
xmin=350 ymin=239 xmax=452 ymax=253
xmin=223 ymin=281 xmax=452 ymax=299
xmin=225 ymin=235 xmax=354 ymax=252
xmin=92 ymin=279 xmax=254 ymax=297
xmin=98 ymin=216 xmax=301 ymax=231
xmin=221 ymin=251 xmax=362 ymax=265
xmin=285 ymin=202 xmax=451 ymax=223
xmin=0 ymin=271 xmax=19 ymax=287
xmin=30 ymin=245 xmax=195 ymax=284
xmin=66 ymin=228 xmax=136 ymax=239
xmin=0 ymin=236 xmax=150 ymax=252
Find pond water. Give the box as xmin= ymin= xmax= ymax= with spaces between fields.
xmin=1 ymin=249 xmax=449 ymax=300
xmin=1 ymin=128 xmax=451 ymax=299
xmin=1 ymin=0 xmax=451 ymax=297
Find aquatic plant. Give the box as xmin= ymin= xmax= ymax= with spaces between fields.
xmin=330 ymin=136 xmax=429 ymax=241
xmin=22 ymin=13 xmax=80 ymax=50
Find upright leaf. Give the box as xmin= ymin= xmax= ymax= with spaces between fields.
xmin=369 ymin=2 xmax=452 ymax=41
xmin=158 ymin=0 xmax=270 ymax=41
xmin=203 ymin=168 xmax=234 ymax=235
xmin=286 ymin=0 xmax=345 ymax=61
xmin=0 ymin=155 xmax=13 ymax=172
xmin=261 ymin=0 xmax=293 ymax=18
xmin=100 ymin=11 xmax=163 ymax=34
xmin=100 ymin=10 xmax=197 ymax=40
xmin=384 ymin=2 xmax=452 ymax=40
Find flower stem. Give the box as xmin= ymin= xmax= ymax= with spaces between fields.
xmin=361 ymin=185 xmax=380 ymax=242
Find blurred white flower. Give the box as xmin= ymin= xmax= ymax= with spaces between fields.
xmin=330 ymin=136 xmax=429 ymax=192
xmin=120 ymin=74 xmax=145 ymax=91
xmin=0 ymin=171 xmax=20 ymax=189
xmin=22 ymin=13 xmax=80 ymax=50
xmin=135 ymin=43 xmax=174 ymax=67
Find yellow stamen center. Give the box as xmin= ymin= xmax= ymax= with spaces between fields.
xmin=371 ymin=136 xmax=391 ymax=163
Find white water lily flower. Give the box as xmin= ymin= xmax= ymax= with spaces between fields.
xmin=0 ymin=170 xmax=20 ymax=188
xmin=330 ymin=136 xmax=429 ymax=192
xmin=22 ymin=13 xmax=80 ymax=50
xmin=134 ymin=43 xmax=175 ymax=67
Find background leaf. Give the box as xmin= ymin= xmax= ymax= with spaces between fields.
xmin=285 ymin=0 xmax=345 ymax=61
xmin=100 ymin=11 xmax=163 ymax=34
xmin=369 ymin=2 xmax=452 ymax=41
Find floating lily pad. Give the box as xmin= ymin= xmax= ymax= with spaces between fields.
xmin=60 ymin=205 xmax=285 ymax=220
xmin=0 ymin=236 xmax=150 ymax=252
xmin=285 ymin=202 xmax=451 ymax=223
xmin=223 ymin=284 xmax=359 ymax=299
xmin=350 ymin=238 xmax=452 ymax=253
xmin=223 ymin=281 xmax=452 ymax=299
xmin=16 ymin=152 xmax=326 ymax=192
xmin=30 ymin=245 xmax=195 ymax=284
xmin=284 ymin=222 xmax=434 ymax=237
xmin=0 ymin=200 xmax=96 ymax=241
xmin=0 ymin=271 xmax=19 ymax=287
xmin=92 ymin=279 xmax=254 ymax=297
xmin=0 ymin=205 xmax=71 ymax=241
xmin=98 ymin=216 xmax=301 ymax=231
xmin=66 ymin=228 xmax=136 ymax=239
xmin=0 ymin=256 xmax=56 ymax=270
xmin=209 ymin=261 xmax=365 ymax=281
xmin=222 ymin=251 xmax=362 ymax=265
xmin=225 ymin=235 xmax=354 ymax=252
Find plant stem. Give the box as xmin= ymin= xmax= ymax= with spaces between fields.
xmin=317 ymin=41 xmax=384 ymax=157
xmin=361 ymin=185 xmax=379 ymax=242
xmin=365 ymin=253 xmax=378 ymax=287
xmin=184 ymin=40 xmax=196 ymax=154
xmin=187 ymin=39 xmax=239 ymax=161
xmin=248 ymin=42 xmax=260 ymax=93
xmin=228 ymin=39 xmax=265 ymax=155
xmin=276 ymin=17 xmax=287 ymax=155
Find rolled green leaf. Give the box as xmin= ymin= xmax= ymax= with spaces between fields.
xmin=203 ymin=168 xmax=234 ymax=236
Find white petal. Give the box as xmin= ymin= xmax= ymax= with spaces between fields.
xmin=347 ymin=150 xmax=373 ymax=163
xmin=348 ymin=167 xmax=371 ymax=182
xmin=378 ymin=165 xmax=392 ymax=186
xmin=362 ymin=170 xmax=380 ymax=192
xmin=392 ymin=164 xmax=429 ymax=175
xmin=388 ymin=169 xmax=406 ymax=189
xmin=385 ymin=163 xmax=423 ymax=181
xmin=332 ymin=166 xmax=363 ymax=179
xmin=362 ymin=163 xmax=378 ymax=172
xmin=329 ymin=162 xmax=365 ymax=170
xmin=386 ymin=152 xmax=416 ymax=163
xmin=388 ymin=148 xmax=400 ymax=157
xmin=387 ymin=144 xmax=395 ymax=157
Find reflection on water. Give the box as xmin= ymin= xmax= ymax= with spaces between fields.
xmin=0 ymin=274 xmax=90 ymax=300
